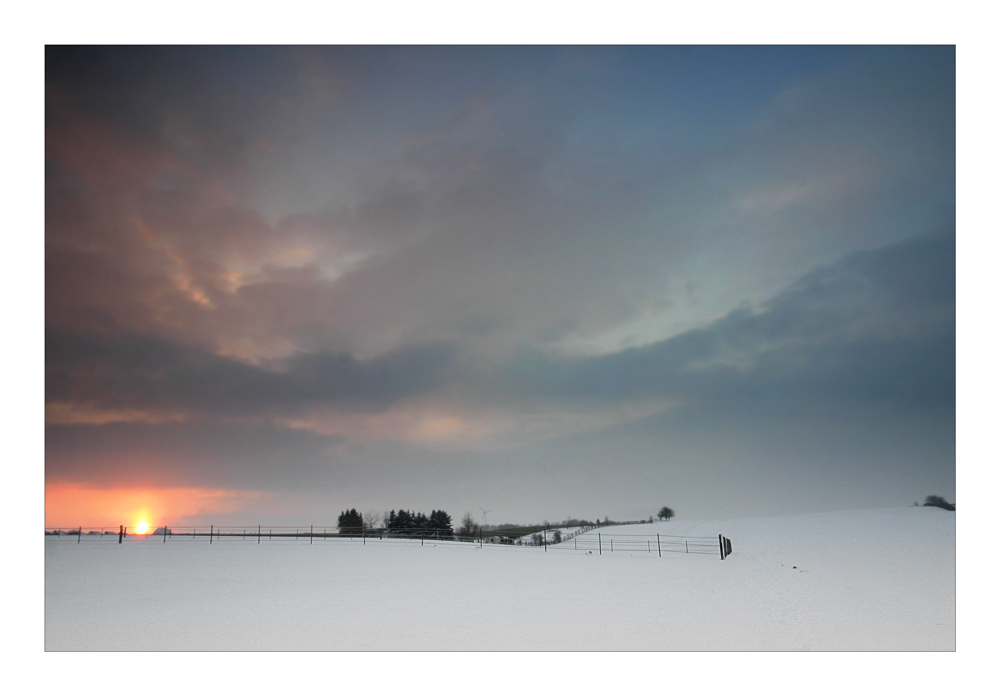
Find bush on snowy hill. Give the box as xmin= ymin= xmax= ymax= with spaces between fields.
xmin=923 ymin=496 xmax=955 ymax=511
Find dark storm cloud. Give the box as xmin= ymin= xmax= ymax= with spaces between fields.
xmin=45 ymin=46 xmax=955 ymax=362
xmin=501 ymin=228 xmax=954 ymax=408
xmin=46 ymin=332 xmax=457 ymax=416
xmin=45 ymin=420 xmax=343 ymax=489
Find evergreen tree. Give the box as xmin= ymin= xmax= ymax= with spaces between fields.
xmin=429 ymin=510 xmax=454 ymax=539
xmin=338 ymin=508 xmax=364 ymax=534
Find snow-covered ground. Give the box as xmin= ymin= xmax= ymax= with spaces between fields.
xmin=45 ymin=507 xmax=954 ymax=650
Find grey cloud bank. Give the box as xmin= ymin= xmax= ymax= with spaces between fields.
xmin=45 ymin=46 xmax=955 ymax=524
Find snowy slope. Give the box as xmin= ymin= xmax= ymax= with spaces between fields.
xmin=45 ymin=507 xmax=954 ymax=651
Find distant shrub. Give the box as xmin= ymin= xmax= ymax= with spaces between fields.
xmin=923 ymin=495 xmax=955 ymax=511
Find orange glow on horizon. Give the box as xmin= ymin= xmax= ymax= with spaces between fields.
xmin=45 ymin=482 xmax=265 ymax=528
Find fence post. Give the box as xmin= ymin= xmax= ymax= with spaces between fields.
xmin=78 ymin=526 xmax=82 ymax=543
xmin=718 ymin=534 xmax=724 ymax=560
xmin=598 ymin=533 xmax=602 ymax=555
xmin=258 ymin=525 xmax=261 ymax=544
xmin=119 ymin=525 xmax=123 ymax=543
xmin=657 ymin=533 xmax=661 ymax=558
xmin=164 ymin=525 xmax=167 ymax=543
xmin=311 ymin=525 xmax=313 ymax=544
xmin=210 ymin=524 xmax=213 ymax=544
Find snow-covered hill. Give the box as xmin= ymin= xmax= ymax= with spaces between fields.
xmin=45 ymin=507 xmax=954 ymax=650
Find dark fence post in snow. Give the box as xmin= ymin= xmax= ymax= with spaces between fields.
xmin=311 ymin=525 xmax=314 ymax=544
xmin=657 ymin=533 xmax=661 ymax=558
xmin=258 ymin=525 xmax=261 ymax=544
xmin=210 ymin=524 xmax=213 ymax=544
xmin=78 ymin=526 xmax=82 ymax=543
xmin=164 ymin=525 xmax=167 ymax=543
xmin=598 ymin=533 xmax=602 ymax=555
xmin=719 ymin=534 xmax=724 ymax=560
xmin=119 ymin=525 xmax=123 ymax=543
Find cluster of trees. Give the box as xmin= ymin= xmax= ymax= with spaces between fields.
xmin=337 ymin=508 xmax=364 ymax=533
xmin=337 ymin=508 xmax=455 ymax=537
xmin=386 ymin=509 xmax=454 ymax=538
xmin=657 ymin=506 xmax=675 ymax=521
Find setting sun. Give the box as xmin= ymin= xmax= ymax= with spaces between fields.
xmin=135 ymin=521 xmax=149 ymax=534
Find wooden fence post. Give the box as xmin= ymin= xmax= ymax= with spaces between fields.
xmin=311 ymin=525 xmax=313 ymax=544
xmin=163 ymin=525 xmax=167 ymax=543
xmin=657 ymin=533 xmax=661 ymax=558
xmin=718 ymin=534 xmax=724 ymax=560
xmin=78 ymin=526 xmax=82 ymax=543
xmin=210 ymin=524 xmax=213 ymax=544
xmin=258 ymin=525 xmax=261 ymax=544
xmin=118 ymin=525 xmax=123 ymax=543
xmin=598 ymin=533 xmax=602 ymax=555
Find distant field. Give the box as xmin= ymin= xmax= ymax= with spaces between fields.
xmin=45 ymin=507 xmax=954 ymax=650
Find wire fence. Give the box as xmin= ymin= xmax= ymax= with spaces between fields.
xmin=44 ymin=525 xmax=735 ymax=559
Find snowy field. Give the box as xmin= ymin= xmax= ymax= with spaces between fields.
xmin=45 ymin=507 xmax=954 ymax=651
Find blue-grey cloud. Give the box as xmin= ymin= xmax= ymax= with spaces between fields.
xmin=501 ymin=228 xmax=954 ymax=409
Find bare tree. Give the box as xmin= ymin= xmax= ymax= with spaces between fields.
xmin=363 ymin=510 xmax=381 ymax=531
xmin=458 ymin=512 xmax=479 ymax=540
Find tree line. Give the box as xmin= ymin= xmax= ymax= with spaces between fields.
xmin=337 ymin=508 xmax=455 ymax=539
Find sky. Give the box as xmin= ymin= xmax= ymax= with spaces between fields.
xmin=44 ymin=45 xmax=955 ymax=529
